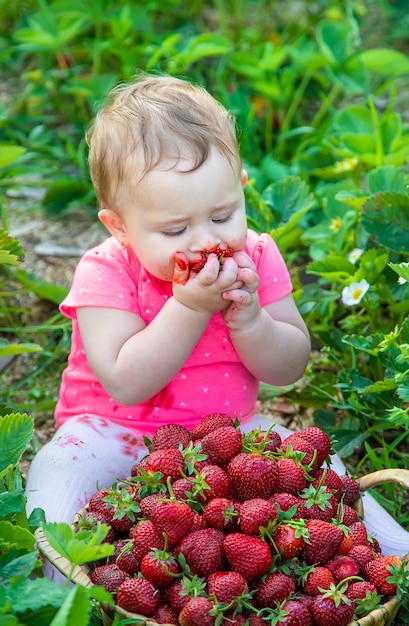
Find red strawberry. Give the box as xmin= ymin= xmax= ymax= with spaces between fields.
xmin=207 ymin=570 xmax=248 ymax=605
xmin=339 ymin=474 xmax=360 ymax=505
xmin=337 ymin=503 xmax=360 ymax=526
xmin=88 ymin=488 xmax=115 ymax=523
xmin=297 ymin=426 xmax=331 ymax=467
xmin=326 ymin=555 xmax=360 ymax=583
xmin=280 ymin=434 xmax=318 ymax=472
xmin=198 ymin=464 xmax=233 ymax=502
xmin=253 ymin=428 xmax=282 ymax=453
xmin=272 ymin=520 xmax=307 ymax=559
xmin=175 ymin=528 xmax=225 ymax=577
xmin=151 ymin=603 xmax=179 ymax=624
xmin=269 ymin=492 xmax=300 ymax=514
xmin=302 ymin=519 xmax=345 ymax=565
xmin=149 ymin=498 xmax=194 ymax=545
xmin=202 ymin=497 xmax=238 ymax=531
xmin=346 ymin=580 xmax=378 ymax=604
xmin=139 ymin=493 xmax=164 ymax=518
xmin=172 ymin=478 xmax=194 ymax=501
xmin=228 ymin=452 xmax=278 ymax=500
xmin=311 ymin=584 xmax=354 ymax=626
xmin=200 ymin=426 xmax=243 ymax=465
xmin=303 ymin=566 xmax=335 ymax=596
xmin=336 ymin=530 xmax=354 ymax=555
xmin=347 ymin=544 xmax=376 ymax=574
xmin=191 ymin=511 xmax=207 ymax=531
xmin=191 ymin=413 xmax=235 ymax=440
xmin=91 ymin=563 xmax=128 ymax=593
xmin=298 ymin=485 xmax=338 ymax=522
xmin=276 ymin=458 xmax=307 ymax=494
xmin=109 ymin=538 xmax=140 ymax=574
xmin=130 ymin=519 xmax=165 ymax=563
xmin=311 ymin=468 xmax=343 ymax=500
xmin=97 ymin=488 xmax=140 ymax=535
xmin=141 ymin=545 xmax=180 ymax=588
xmin=77 ymin=510 xmax=116 ymax=544
xmin=138 ymin=448 xmax=184 ymax=483
xmin=238 ymin=497 xmax=278 ymax=535
xmin=178 ymin=596 xmax=217 ymax=626
xmin=365 ymin=555 xmax=403 ymax=596
xmin=152 ymin=423 xmax=191 ymax=451
xmin=254 ymin=571 xmax=296 ymax=608
xmin=349 ymin=521 xmax=369 ymax=547
xmin=278 ymin=599 xmax=313 ymax=626
xmin=164 ymin=576 xmax=207 ymax=615
xmin=189 ymin=245 xmax=234 ymax=273
xmin=223 ymin=533 xmax=272 ymax=583
xmin=117 ymin=577 xmax=160 ymax=616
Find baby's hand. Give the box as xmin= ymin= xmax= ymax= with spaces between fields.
xmin=222 ymin=251 xmax=261 ymax=330
xmin=172 ymin=252 xmax=242 ymax=314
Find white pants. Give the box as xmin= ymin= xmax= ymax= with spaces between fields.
xmin=26 ymin=414 xmax=409 ymax=560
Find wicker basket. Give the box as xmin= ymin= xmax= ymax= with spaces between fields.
xmin=34 ymin=468 xmax=409 ymax=626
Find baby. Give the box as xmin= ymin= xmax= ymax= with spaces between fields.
xmin=26 ymin=73 xmax=408 ymax=560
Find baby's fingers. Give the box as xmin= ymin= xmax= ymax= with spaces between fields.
xmin=236 ymin=267 xmax=260 ymax=292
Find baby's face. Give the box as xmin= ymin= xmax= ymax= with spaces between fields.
xmin=120 ymin=149 xmax=248 ymax=281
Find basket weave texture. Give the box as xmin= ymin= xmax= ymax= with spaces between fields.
xmin=35 ymin=467 xmax=409 ymax=626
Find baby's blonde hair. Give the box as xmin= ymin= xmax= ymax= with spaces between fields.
xmin=87 ymin=73 xmax=241 ymax=211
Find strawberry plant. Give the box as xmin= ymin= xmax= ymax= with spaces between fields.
xmin=0 ymin=412 xmax=113 ymax=625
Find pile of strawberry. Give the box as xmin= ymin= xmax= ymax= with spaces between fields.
xmin=79 ymin=414 xmax=408 ymax=626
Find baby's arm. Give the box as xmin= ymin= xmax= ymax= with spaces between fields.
xmin=76 ymin=253 xmax=241 ymax=405
xmin=222 ymin=252 xmax=310 ymax=386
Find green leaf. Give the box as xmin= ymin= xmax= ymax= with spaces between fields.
xmin=368 ymin=166 xmax=407 ymax=193
xmin=261 ymin=176 xmax=314 ymax=226
xmin=307 ymin=257 xmax=356 ymax=280
xmin=50 ymin=585 xmax=90 ymax=626
xmin=0 ymin=521 xmax=35 ymax=556
xmin=317 ymin=19 xmax=353 ymax=66
xmin=4 ymin=576 xmax=68 ymax=613
xmin=41 ymin=522 xmax=114 ymax=567
xmin=0 ymin=230 xmax=24 ymax=266
xmin=0 ymin=550 xmax=39 ymax=581
xmin=358 ymin=379 xmax=399 ymax=393
xmin=0 ymin=145 xmax=26 ymax=169
xmin=329 ymin=429 xmax=366 ymax=458
xmin=342 ymin=335 xmax=378 ymax=354
xmin=0 ymin=491 xmax=26 ymax=519
xmin=42 ymin=179 xmax=91 ymax=217
xmin=13 ymin=269 xmax=68 ymax=305
xmin=334 ymin=104 xmax=373 ymax=134
xmin=362 ymin=191 xmax=409 ymax=251
xmin=359 ymin=48 xmax=409 ymax=76
xmin=0 ymin=342 xmax=42 ymax=357
xmin=0 ymin=414 xmax=34 ymax=477
xmin=389 ymin=262 xmax=409 ymax=283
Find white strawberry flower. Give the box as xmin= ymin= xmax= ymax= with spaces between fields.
xmin=341 ymin=279 xmax=370 ymax=306
xmin=348 ymin=248 xmax=363 ymax=264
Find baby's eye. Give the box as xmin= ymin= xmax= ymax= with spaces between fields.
xmin=212 ymin=214 xmax=232 ymax=224
xmin=162 ymin=228 xmax=186 ymax=237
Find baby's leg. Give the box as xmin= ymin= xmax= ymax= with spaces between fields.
xmin=25 ymin=415 xmax=146 ymax=526
xmin=241 ymin=415 xmax=409 ymax=557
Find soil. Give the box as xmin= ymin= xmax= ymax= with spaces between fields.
xmin=5 ymin=189 xmax=312 ymax=477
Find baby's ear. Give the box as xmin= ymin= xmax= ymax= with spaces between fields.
xmin=98 ymin=209 xmax=127 ymax=242
xmin=241 ymin=169 xmax=248 ymax=188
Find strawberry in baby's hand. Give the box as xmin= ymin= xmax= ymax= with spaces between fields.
xmin=189 ymin=245 xmax=234 ymax=273
xmin=174 ymin=246 xmax=234 ymax=274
